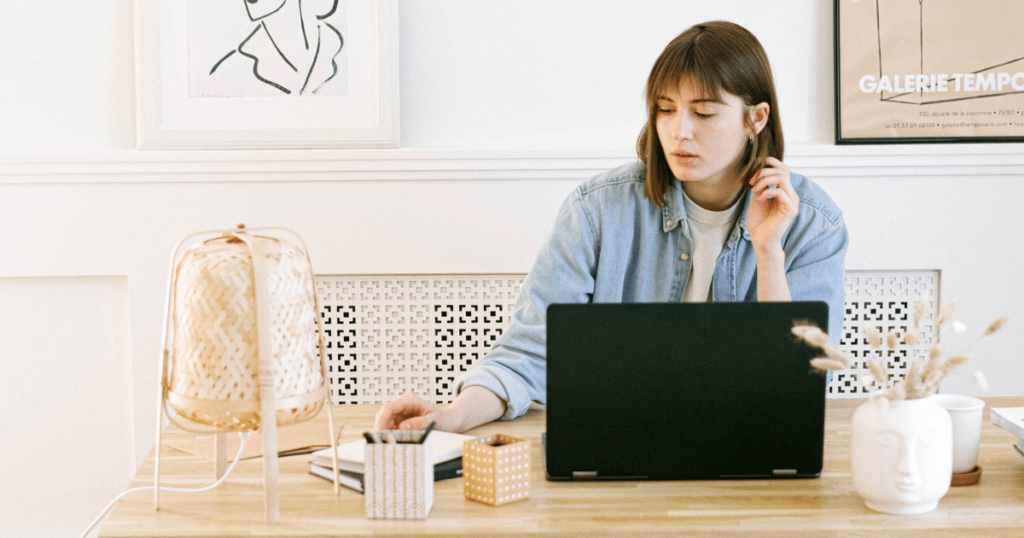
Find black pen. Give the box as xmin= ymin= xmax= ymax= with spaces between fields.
xmin=363 ymin=431 xmax=375 ymax=444
xmin=419 ymin=420 xmax=436 ymax=444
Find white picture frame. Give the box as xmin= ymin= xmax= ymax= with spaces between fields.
xmin=135 ymin=0 xmax=399 ymax=150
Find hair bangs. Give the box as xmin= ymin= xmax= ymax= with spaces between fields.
xmin=647 ymin=41 xmax=727 ymax=109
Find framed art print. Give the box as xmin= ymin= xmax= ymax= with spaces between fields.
xmin=835 ymin=0 xmax=1024 ymax=144
xmin=135 ymin=0 xmax=398 ymax=149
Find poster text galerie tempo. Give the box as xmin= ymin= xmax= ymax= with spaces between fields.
xmin=859 ymin=72 xmax=1024 ymax=94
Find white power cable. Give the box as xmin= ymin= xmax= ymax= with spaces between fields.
xmin=80 ymin=431 xmax=252 ymax=538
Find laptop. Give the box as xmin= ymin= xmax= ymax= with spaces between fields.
xmin=544 ymin=301 xmax=829 ymax=481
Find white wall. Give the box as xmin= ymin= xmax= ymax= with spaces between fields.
xmin=1 ymin=1 xmax=1023 ymax=536
xmin=0 ymin=277 xmax=133 ymax=538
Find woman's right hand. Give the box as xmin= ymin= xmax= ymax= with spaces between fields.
xmin=373 ymin=386 xmax=508 ymax=433
xmin=373 ymin=392 xmax=462 ymax=432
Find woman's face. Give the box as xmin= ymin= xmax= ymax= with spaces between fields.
xmin=655 ymin=77 xmax=753 ymax=191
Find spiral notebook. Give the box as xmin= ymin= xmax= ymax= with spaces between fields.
xmin=543 ymin=301 xmax=830 ymax=481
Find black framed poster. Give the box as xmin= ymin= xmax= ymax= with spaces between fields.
xmin=835 ymin=0 xmax=1024 ymax=144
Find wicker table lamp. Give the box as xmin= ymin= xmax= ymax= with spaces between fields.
xmin=155 ymin=224 xmax=340 ymax=523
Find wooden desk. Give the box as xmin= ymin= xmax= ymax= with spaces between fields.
xmin=101 ymin=398 xmax=1024 ymax=537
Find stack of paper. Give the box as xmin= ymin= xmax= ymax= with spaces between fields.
xmin=991 ymin=407 xmax=1024 ymax=464
xmin=309 ymin=430 xmax=474 ymax=493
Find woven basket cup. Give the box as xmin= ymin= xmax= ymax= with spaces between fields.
xmin=167 ymin=234 xmax=326 ymax=431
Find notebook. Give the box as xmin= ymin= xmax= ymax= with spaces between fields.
xmin=308 ymin=430 xmax=473 ymax=493
xmin=309 ymin=457 xmax=464 ymax=493
xmin=310 ymin=430 xmax=474 ymax=474
xmin=544 ymin=301 xmax=829 ymax=481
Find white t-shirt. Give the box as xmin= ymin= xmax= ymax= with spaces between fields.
xmin=680 ymin=193 xmax=744 ymax=302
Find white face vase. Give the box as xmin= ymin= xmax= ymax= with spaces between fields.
xmin=850 ymin=396 xmax=952 ymax=515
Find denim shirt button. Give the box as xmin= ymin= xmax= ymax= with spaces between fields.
xmin=680 ymin=253 xmax=689 ymax=261
xmin=665 ymin=220 xmax=674 ymax=228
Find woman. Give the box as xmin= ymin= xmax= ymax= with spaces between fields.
xmin=375 ymin=21 xmax=848 ymax=432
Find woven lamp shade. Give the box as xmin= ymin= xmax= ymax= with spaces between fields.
xmin=167 ymin=235 xmax=326 ymax=431
xmin=155 ymin=226 xmax=341 ymax=522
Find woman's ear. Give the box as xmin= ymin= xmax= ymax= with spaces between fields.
xmin=749 ymin=102 xmax=770 ymax=136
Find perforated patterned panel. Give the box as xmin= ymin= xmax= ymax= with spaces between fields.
xmin=316 ymin=271 xmax=939 ymax=403
xmin=317 ymin=276 xmax=524 ymax=404
xmin=832 ymin=270 xmax=940 ymax=398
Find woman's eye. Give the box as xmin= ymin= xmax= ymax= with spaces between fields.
xmin=694 ymin=111 xmax=713 ymax=119
xmin=657 ymin=108 xmax=674 ymax=114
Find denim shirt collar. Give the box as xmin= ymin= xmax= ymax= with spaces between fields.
xmin=660 ymin=182 xmax=752 ymax=242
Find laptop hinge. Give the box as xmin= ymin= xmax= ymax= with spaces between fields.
xmin=773 ymin=469 xmax=798 ymax=477
xmin=572 ymin=471 xmax=598 ymax=480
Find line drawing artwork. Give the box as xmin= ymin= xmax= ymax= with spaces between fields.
xmin=189 ymin=0 xmax=349 ymax=98
xmin=873 ymin=0 xmax=1024 ymax=106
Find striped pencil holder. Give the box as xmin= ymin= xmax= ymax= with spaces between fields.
xmin=364 ymin=430 xmax=434 ymax=519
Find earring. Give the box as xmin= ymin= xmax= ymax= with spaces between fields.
xmin=749 ymin=134 xmax=754 ymax=143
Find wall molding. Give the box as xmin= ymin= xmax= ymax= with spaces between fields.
xmin=2 ymin=144 xmax=1023 ymax=184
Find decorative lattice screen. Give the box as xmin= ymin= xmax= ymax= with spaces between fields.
xmin=832 ymin=269 xmax=940 ymax=398
xmin=317 ymin=276 xmax=523 ymax=404
xmin=316 ymin=270 xmax=939 ymax=403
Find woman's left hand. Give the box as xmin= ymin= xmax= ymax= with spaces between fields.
xmin=746 ymin=156 xmax=799 ymax=255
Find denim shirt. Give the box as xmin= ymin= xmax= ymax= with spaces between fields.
xmin=453 ymin=160 xmax=849 ymax=420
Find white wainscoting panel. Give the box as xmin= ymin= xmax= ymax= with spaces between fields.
xmin=3 ymin=144 xmax=1024 ymax=184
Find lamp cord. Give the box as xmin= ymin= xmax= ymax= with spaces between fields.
xmin=79 ymin=431 xmax=251 ymax=538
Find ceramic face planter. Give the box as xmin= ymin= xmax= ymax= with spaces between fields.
xmin=850 ymin=395 xmax=952 ymax=514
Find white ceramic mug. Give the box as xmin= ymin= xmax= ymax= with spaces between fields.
xmin=933 ymin=394 xmax=985 ymax=474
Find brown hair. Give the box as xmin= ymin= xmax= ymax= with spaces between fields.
xmin=636 ymin=21 xmax=784 ymax=207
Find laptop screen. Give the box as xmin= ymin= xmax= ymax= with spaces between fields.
xmin=545 ymin=301 xmax=829 ymax=480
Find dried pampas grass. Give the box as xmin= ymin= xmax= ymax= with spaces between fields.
xmin=810 ymin=358 xmax=847 ymax=373
xmin=792 ymin=325 xmax=829 ymax=347
xmin=867 ymin=358 xmax=887 ymax=385
xmin=863 ymin=325 xmax=883 ymax=349
xmin=822 ymin=343 xmax=851 ymax=369
xmin=914 ymin=300 xmax=926 ymax=327
xmin=889 ymin=382 xmax=906 ymax=401
xmin=923 ymin=364 xmax=944 ymax=387
xmin=984 ymin=317 xmax=1008 ymax=336
xmin=873 ymin=394 xmax=890 ymax=412
xmin=904 ymin=361 xmax=921 ymax=399
xmin=794 ymin=324 xmax=851 ymax=373
xmin=973 ymin=371 xmax=989 ymax=392
xmin=945 ymin=354 xmax=971 ymax=369
xmin=920 ymin=347 xmax=940 ymax=388
xmin=937 ymin=300 xmax=958 ymax=326
xmin=795 ymin=298 xmax=1007 ymax=404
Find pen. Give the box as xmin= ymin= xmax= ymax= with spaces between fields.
xmin=419 ymin=420 xmax=436 ymax=444
xmin=363 ymin=431 xmax=375 ymax=444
